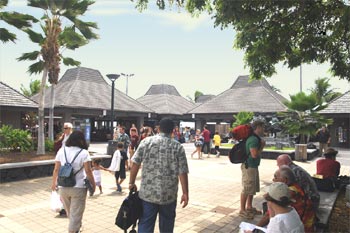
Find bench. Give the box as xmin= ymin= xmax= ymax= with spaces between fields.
xmin=315 ymin=189 xmax=341 ymax=232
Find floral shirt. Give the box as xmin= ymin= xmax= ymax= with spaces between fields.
xmin=132 ymin=133 xmax=189 ymax=205
xmin=290 ymin=163 xmax=320 ymax=210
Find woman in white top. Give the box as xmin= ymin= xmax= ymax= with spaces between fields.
xmin=51 ymin=131 xmax=95 ymax=233
xmin=265 ymin=182 xmax=304 ymax=233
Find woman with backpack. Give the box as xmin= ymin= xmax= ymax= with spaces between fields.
xmin=51 ymin=131 xmax=95 ymax=233
xmin=191 ymin=129 xmax=203 ymax=159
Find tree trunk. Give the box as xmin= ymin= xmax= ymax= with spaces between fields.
xmin=48 ymin=84 xmax=55 ymax=141
xmin=37 ymin=68 xmax=48 ymax=155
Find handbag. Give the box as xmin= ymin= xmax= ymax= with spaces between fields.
xmin=115 ymin=190 xmax=143 ymax=233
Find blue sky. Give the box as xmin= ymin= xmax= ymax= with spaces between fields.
xmin=1 ymin=0 xmax=349 ymax=101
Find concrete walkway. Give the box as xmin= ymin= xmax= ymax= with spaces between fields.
xmin=0 ymin=143 xmax=349 ymax=233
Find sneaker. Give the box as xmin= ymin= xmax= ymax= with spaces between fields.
xmin=216 ymin=152 xmax=220 ymax=157
xmin=117 ymin=184 xmax=122 ymax=192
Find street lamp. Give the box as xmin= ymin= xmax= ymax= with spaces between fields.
xmin=107 ymin=74 xmax=120 ymax=138
xmin=121 ymin=73 xmax=134 ymax=96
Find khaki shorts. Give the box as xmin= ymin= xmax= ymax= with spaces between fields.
xmin=241 ymin=164 xmax=260 ymax=195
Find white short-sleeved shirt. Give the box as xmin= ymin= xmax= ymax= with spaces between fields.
xmin=93 ymin=169 xmax=101 ymax=183
xmin=55 ymin=146 xmax=91 ymax=188
xmin=267 ymin=207 xmax=305 ymax=233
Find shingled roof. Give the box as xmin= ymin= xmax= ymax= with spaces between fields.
xmin=319 ymin=91 xmax=350 ymax=114
xmin=195 ymin=94 xmax=215 ymax=104
xmin=32 ymin=67 xmax=152 ymax=113
xmin=137 ymin=84 xmax=196 ymax=115
xmin=0 ymin=82 xmax=37 ymax=108
xmin=188 ymin=75 xmax=287 ymax=114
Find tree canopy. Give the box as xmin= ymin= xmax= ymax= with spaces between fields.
xmin=136 ymin=0 xmax=350 ymax=82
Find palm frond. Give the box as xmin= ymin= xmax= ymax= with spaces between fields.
xmin=61 ymin=56 xmax=81 ymax=66
xmin=24 ymin=28 xmax=44 ymax=44
xmin=0 ymin=0 xmax=9 ymax=9
xmin=0 ymin=11 xmax=38 ymax=29
xmin=17 ymin=51 xmax=41 ymax=61
xmin=27 ymin=60 xmax=45 ymax=75
xmin=27 ymin=0 xmax=49 ymax=10
xmin=0 ymin=28 xmax=16 ymax=43
xmin=59 ymin=26 xmax=87 ymax=49
xmin=73 ymin=18 xmax=98 ymax=40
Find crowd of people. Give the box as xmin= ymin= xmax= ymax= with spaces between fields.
xmin=50 ymin=120 xmax=344 ymax=233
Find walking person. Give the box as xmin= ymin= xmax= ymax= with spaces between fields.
xmin=239 ymin=120 xmax=265 ymax=219
xmin=92 ymin=159 xmax=106 ymax=195
xmin=117 ymin=126 xmax=130 ymax=154
xmin=213 ymin=131 xmax=221 ymax=157
xmin=108 ymin=142 xmax=129 ymax=192
xmin=54 ymin=122 xmax=73 ymax=154
xmin=129 ymin=118 xmax=189 ymax=233
xmin=51 ymin=131 xmax=95 ymax=233
xmin=316 ymin=125 xmax=331 ymax=157
xmin=191 ymin=129 xmax=203 ymax=159
xmin=201 ymin=125 xmax=211 ymax=157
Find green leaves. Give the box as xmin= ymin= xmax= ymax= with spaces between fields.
xmin=232 ymin=111 xmax=254 ymax=128
xmin=17 ymin=51 xmax=41 ymax=61
xmin=61 ymin=56 xmax=81 ymax=66
xmin=0 ymin=125 xmax=33 ymax=152
xmin=24 ymin=29 xmax=45 ymax=43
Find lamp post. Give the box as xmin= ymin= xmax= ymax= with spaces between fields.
xmin=121 ymin=73 xmax=134 ymax=96
xmin=107 ymin=74 xmax=120 ymax=137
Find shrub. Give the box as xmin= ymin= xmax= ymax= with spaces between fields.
xmin=0 ymin=125 xmax=33 ymax=152
xmin=45 ymin=139 xmax=54 ymax=152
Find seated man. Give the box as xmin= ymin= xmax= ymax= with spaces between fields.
xmin=316 ymin=148 xmax=340 ymax=179
xmin=257 ymin=166 xmax=315 ymax=232
xmin=277 ymin=154 xmax=320 ymax=211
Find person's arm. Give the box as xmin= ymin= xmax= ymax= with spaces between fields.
xmin=51 ymin=161 xmax=61 ymax=191
xmin=128 ymin=162 xmax=140 ymax=191
xmin=84 ymin=161 xmax=96 ymax=192
xmin=256 ymin=212 xmax=270 ymax=227
xmin=179 ymin=173 xmax=189 ymax=208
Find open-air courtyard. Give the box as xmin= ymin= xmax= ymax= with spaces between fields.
xmin=0 ymin=143 xmax=349 ymax=233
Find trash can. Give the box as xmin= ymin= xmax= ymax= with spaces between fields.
xmin=295 ymin=144 xmax=307 ymax=161
xmin=106 ymin=140 xmax=118 ymax=155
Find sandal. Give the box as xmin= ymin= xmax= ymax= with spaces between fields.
xmin=239 ymin=211 xmax=254 ymax=220
xmin=246 ymin=207 xmax=262 ymax=215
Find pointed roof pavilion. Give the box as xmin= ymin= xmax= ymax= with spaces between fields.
xmin=32 ymin=67 xmax=153 ymax=114
xmin=188 ymin=75 xmax=288 ymax=114
xmin=137 ymin=84 xmax=196 ymax=115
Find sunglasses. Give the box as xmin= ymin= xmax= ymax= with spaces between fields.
xmin=64 ymin=128 xmax=69 ymax=129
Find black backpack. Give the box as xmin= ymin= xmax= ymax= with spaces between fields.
xmin=115 ymin=190 xmax=143 ymax=233
xmin=229 ymin=134 xmax=261 ymax=164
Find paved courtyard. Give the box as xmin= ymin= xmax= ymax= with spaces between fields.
xmin=0 ymin=143 xmax=349 ymax=233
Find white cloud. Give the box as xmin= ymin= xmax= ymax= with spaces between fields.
xmin=90 ymin=0 xmax=135 ymax=16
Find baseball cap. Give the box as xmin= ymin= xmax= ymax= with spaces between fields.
xmin=267 ymin=182 xmax=291 ymax=202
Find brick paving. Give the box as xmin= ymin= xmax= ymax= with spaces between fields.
xmin=0 ymin=143 xmax=349 ymax=233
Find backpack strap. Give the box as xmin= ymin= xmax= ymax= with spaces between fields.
xmin=64 ymin=147 xmax=84 ymax=175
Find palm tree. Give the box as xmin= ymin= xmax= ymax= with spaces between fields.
xmin=20 ymin=79 xmax=43 ymax=97
xmin=309 ymin=77 xmax=342 ymax=109
xmin=232 ymin=111 xmax=254 ymax=128
xmin=0 ymin=0 xmax=37 ymax=43
xmin=279 ymin=92 xmax=332 ymax=144
xmin=18 ymin=0 xmax=98 ymax=154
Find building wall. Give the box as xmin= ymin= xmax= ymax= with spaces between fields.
xmin=0 ymin=110 xmax=21 ymax=128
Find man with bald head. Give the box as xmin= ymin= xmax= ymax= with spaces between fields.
xmin=277 ymin=154 xmax=320 ymax=210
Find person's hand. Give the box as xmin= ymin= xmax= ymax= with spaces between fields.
xmin=51 ymin=183 xmax=57 ymax=191
xmin=129 ymin=183 xmax=137 ymax=191
xmin=180 ymin=193 xmax=188 ymax=208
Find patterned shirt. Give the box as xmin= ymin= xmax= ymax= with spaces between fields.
xmin=290 ymin=163 xmax=320 ymax=210
xmin=132 ymin=133 xmax=189 ymax=205
xmin=117 ymin=133 xmax=130 ymax=151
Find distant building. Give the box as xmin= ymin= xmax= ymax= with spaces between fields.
xmin=0 ymin=82 xmax=37 ymax=129
xmin=319 ymin=91 xmax=350 ymax=148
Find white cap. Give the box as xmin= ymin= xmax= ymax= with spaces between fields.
xmin=268 ymin=182 xmax=290 ymax=202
